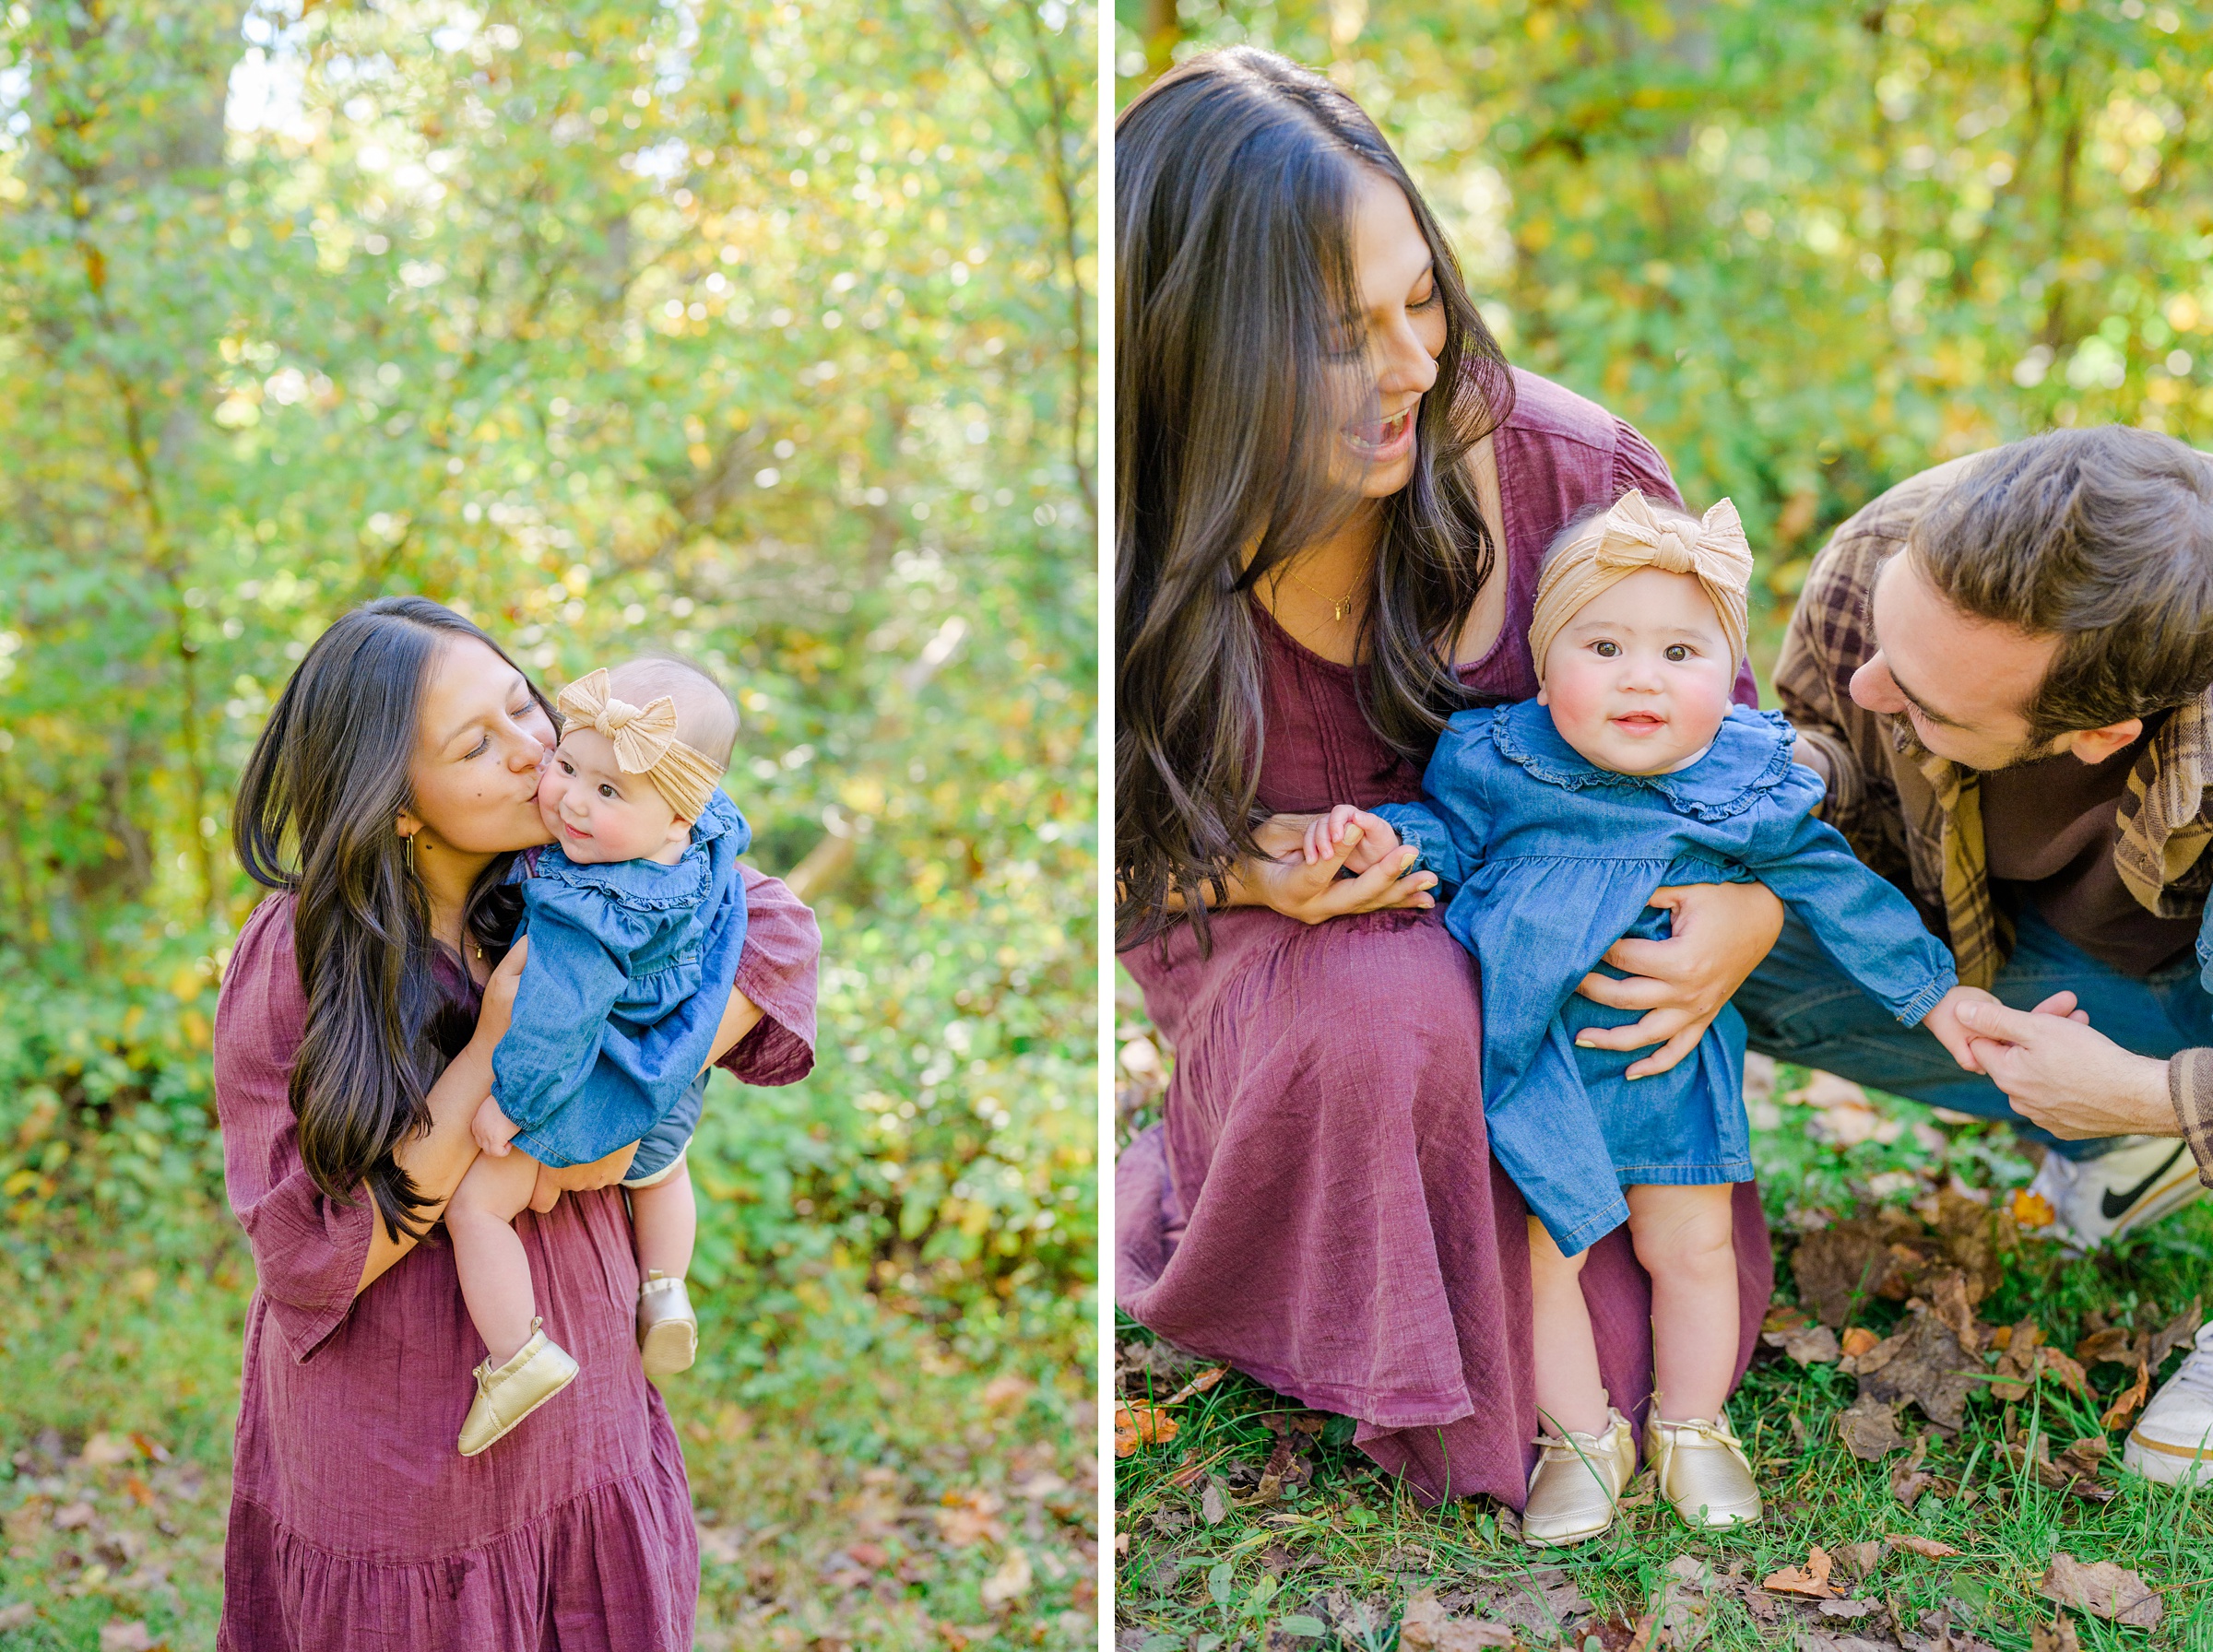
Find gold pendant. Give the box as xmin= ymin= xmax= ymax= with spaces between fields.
xmin=1333 ymin=598 xmax=1351 ymax=621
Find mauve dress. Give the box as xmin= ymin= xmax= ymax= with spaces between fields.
xmin=212 ymin=867 xmax=819 ymax=1651
xmin=1117 ymin=370 xmax=1775 ymax=1507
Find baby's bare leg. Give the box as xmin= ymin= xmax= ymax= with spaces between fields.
xmin=447 ymin=1150 xmax=546 ymax=1364
xmin=1626 ymin=1184 xmax=1739 ymax=1423
xmin=1526 ymin=1216 xmax=1611 ymax=1438
xmin=628 ymin=1163 xmax=695 ymax=1280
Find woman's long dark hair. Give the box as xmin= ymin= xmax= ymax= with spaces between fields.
xmin=1116 ymin=47 xmax=1514 ymax=951
xmin=232 ymin=596 xmax=549 ymax=1239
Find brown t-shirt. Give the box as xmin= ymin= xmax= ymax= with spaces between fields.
xmin=1980 ymin=710 xmax=2199 ymax=975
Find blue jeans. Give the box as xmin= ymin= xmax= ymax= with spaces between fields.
xmin=1734 ymin=903 xmax=2211 ymax=1162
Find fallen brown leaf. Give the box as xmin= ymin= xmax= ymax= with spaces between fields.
xmin=1200 ymin=1481 xmax=1227 ymax=1527
xmin=1113 ymin=1400 xmax=1178 ymax=1457
xmin=1856 ymin=1304 xmax=1982 ymax=1431
xmin=1889 ymin=1434 xmax=1934 ymax=1509
xmin=2038 ymin=1553 xmax=2161 ymax=1628
xmin=1831 ymin=1540 xmax=1882 ymax=1579
xmin=1396 ymin=1588 xmax=1515 ymax=1650
xmin=2029 ymin=1619 xmax=2081 ymax=1652
xmin=2039 ymin=1348 xmax=2090 ymax=1398
xmin=98 ymin=1622 xmax=154 ymax=1652
xmin=1989 ymin=1318 xmax=2045 ymax=1401
xmin=1836 ymin=1396 xmax=1907 ymax=1460
xmin=1887 ymin=1534 xmax=1960 ymax=1558
xmin=1166 ymin=1446 xmax=1233 ymax=1490
xmin=2101 ymin=1363 xmax=2151 ymax=1430
xmin=1840 ymin=1327 xmax=1880 ymax=1359
xmin=1160 ymin=1365 xmax=1227 ymax=1407
xmin=2150 ymin=1300 xmax=2204 ymax=1367
xmin=1762 ymin=1545 xmax=1839 ymax=1599
xmin=2009 ymin=1187 xmax=2056 ymax=1229
xmin=978 ymin=1547 xmax=1031 ymax=1610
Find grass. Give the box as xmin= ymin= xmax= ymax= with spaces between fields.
xmin=1114 ymin=998 xmax=2213 ymax=1651
xmin=0 ymin=1208 xmax=1096 ymax=1651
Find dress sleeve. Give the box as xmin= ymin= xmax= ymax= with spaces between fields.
xmin=1614 ymin=416 xmax=1758 ymax=709
xmin=212 ymin=897 xmax=375 ymax=1364
xmin=716 ymin=867 xmax=820 ymax=1086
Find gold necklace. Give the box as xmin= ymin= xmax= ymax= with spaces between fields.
xmin=1278 ymin=559 xmax=1364 ymax=623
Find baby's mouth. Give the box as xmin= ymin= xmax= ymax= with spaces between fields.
xmin=1612 ymin=713 xmax=1666 ymax=732
xmin=1345 ymin=405 xmax=1415 ymax=454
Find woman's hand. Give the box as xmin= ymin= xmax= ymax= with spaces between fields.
xmin=1959 ymin=993 xmax=2176 ymax=1140
xmin=527 ymin=1141 xmax=640 ymax=1214
xmin=473 ymin=935 xmax=529 ymax=1048
xmin=1232 ymin=812 xmax=1436 ymax=925
xmin=1571 ymin=881 xmax=1785 ymax=1079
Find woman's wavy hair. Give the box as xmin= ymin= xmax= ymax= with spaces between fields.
xmin=1115 ymin=46 xmax=1514 ymax=951
xmin=233 ymin=596 xmax=550 ymax=1239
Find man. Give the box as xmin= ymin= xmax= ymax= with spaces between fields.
xmin=1736 ymin=424 xmax=2213 ymax=1485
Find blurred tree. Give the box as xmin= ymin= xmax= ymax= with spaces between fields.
xmin=1116 ymin=0 xmax=2213 ymax=633
xmin=1 ymin=0 xmax=1095 ymax=1349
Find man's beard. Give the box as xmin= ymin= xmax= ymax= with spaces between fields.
xmin=1886 ymin=713 xmax=2061 ymax=773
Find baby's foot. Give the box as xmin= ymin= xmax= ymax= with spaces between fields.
xmin=1643 ymin=1412 xmax=1761 ymax=1528
xmin=458 ymin=1318 xmax=579 ymax=1457
xmin=638 ymin=1271 xmax=698 ymax=1379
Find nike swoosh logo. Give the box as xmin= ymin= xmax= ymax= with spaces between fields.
xmin=2100 ymin=1144 xmax=2192 ymax=1221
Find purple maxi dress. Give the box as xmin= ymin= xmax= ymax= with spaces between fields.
xmin=212 ymin=867 xmax=819 ymax=1650
xmin=1118 ymin=370 xmax=1775 ymax=1506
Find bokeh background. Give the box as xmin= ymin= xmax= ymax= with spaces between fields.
xmin=1120 ymin=0 xmax=2213 ymax=663
xmin=0 ymin=3 xmax=1095 ymax=1648
xmin=1114 ymin=4 xmax=2213 ymax=1646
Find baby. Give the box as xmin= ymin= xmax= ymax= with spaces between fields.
xmin=1308 ymin=491 xmax=1998 ymax=1544
xmin=448 ymin=657 xmax=751 ymax=1457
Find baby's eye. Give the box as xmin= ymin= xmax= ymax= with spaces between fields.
xmin=559 ymin=759 xmax=574 ymax=774
xmin=1665 ymin=643 xmax=1694 ymax=663
xmin=1591 ymin=640 xmax=1620 ymax=658
xmin=598 ymin=784 xmax=619 ymax=799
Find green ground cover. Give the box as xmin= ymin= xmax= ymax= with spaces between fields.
xmin=1113 ymin=992 xmax=2213 ymax=1651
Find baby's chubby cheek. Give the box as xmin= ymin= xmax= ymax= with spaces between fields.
xmin=1535 ymin=658 xmax=1615 ymax=748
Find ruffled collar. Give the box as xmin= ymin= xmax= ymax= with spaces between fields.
xmin=534 ymin=790 xmax=750 ymax=907
xmin=1487 ymin=700 xmax=1799 ymax=822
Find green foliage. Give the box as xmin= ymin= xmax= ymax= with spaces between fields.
xmin=0 ymin=0 xmax=1095 ymax=1420
xmin=1119 ymin=0 xmax=2213 ymax=625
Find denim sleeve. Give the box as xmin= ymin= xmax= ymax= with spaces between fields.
xmin=489 ymin=882 xmax=636 ymax=1136
xmin=1373 ymin=729 xmax=1491 ymax=900
xmin=1745 ymin=802 xmax=1957 ymax=1024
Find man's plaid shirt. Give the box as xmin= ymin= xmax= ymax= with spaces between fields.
xmin=1772 ymin=454 xmax=2213 ymax=1185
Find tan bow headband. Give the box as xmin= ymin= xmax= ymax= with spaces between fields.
xmin=1527 ymin=490 xmax=1755 ymax=685
xmin=555 ymin=667 xmax=726 ymax=821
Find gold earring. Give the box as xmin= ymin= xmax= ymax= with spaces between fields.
xmin=404 ymin=832 xmax=416 ymax=874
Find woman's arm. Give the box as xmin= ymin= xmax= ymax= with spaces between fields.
xmin=1166 ymin=814 xmax=1438 ymax=924
xmin=353 ymin=940 xmax=532 ymax=1295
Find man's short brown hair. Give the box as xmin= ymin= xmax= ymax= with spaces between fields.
xmin=1911 ymin=425 xmax=2213 ymax=742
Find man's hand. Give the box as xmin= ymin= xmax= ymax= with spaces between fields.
xmin=470 ymin=1094 xmax=522 ymax=1157
xmin=1572 ymin=881 xmax=1786 ymax=1079
xmin=1301 ymin=805 xmax=1404 ymax=874
xmin=1957 ymin=992 xmax=2176 ymax=1141
xmin=1920 ymin=984 xmax=2005 ymax=1073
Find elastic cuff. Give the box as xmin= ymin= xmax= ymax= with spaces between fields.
xmin=1893 ymin=970 xmax=1957 ymax=1027
xmin=2167 ymin=1047 xmax=2213 ymax=1190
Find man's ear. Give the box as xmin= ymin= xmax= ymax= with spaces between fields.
xmin=2064 ymin=716 xmax=2144 ymax=766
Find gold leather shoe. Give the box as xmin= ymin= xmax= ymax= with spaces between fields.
xmin=638 ymin=1271 xmax=698 ymax=1379
xmin=458 ymin=1319 xmax=579 ymax=1457
xmin=1644 ymin=1412 xmax=1761 ymax=1528
xmin=1522 ymin=1408 xmax=1637 ymax=1547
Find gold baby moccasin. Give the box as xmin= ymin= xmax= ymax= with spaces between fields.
xmin=1522 ymin=1408 xmax=1638 ymax=1547
xmin=1644 ymin=1412 xmax=1761 ymax=1529
xmin=638 ymin=1271 xmax=698 ymax=1379
xmin=458 ymin=1318 xmax=580 ymax=1457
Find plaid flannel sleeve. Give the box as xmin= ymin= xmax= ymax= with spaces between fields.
xmin=2169 ymin=1047 xmax=2213 ymax=1189
xmin=1771 ymin=538 xmax=1880 ymax=841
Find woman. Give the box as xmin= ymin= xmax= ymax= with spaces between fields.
xmin=1115 ymin=49 xmax=1781 ymax=1505
xmin=213 ymin=597 xmax=818 ymax=1647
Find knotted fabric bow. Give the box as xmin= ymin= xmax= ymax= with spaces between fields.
xmin=555 ymin=667 xmax=726 ymax=821
xmin=1526 ymin=490 xmax=1755 ymax=685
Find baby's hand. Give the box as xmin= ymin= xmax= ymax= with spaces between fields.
xmin=1302 ymin=804 xmax=1403 ymax=875
xmin=1922 ymin=985 xmax=2006 ymax=1074
xmin=471 ymin=1094 xmax=523 ymax=1157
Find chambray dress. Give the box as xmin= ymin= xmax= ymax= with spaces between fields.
xmin=1378 ymin=701 xmax=1956 ymax=1256
xmin=492 ymin=790 xmax=750 ymax=1178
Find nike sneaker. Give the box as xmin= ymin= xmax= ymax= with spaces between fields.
xmin=2124 ymin=1321 xmax=2213 ymax=1486
xmin=2023 ymin=1135 xmax=2204 ymax=1252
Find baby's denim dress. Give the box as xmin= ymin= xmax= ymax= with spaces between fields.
xmin=1377 ymin=701 xmax=1955 ymax=1256
xmin=491 ymin=790 xmax=751 ymax=1179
